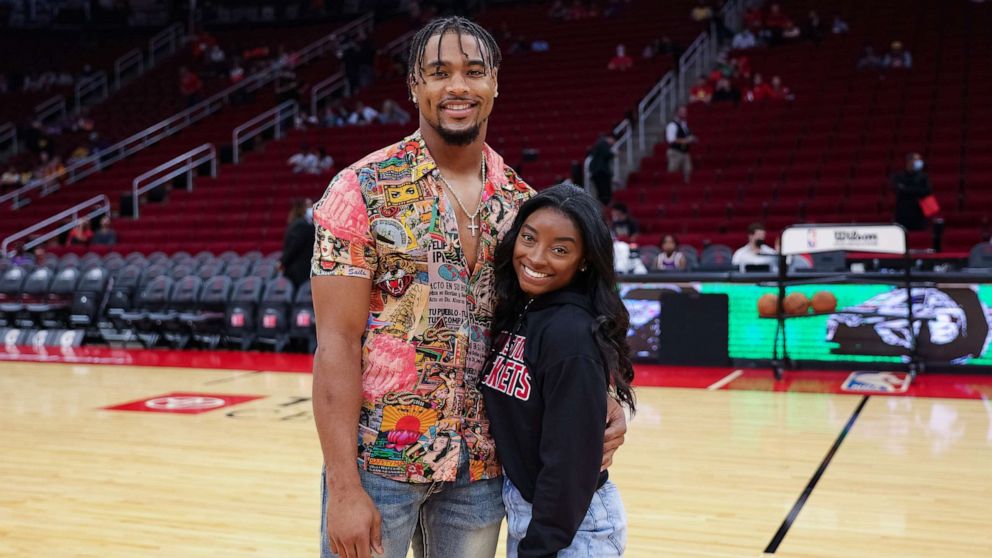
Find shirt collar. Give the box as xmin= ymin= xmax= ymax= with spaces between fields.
xmin=405 ymin=129 xmax=516 ymax=193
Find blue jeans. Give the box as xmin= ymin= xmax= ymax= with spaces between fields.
xmin=502 ymin=477 xmax=627 ymax=557
xmin=321 ymin=447 xmax=504 ymax=558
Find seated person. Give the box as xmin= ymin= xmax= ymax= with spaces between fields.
xmin=288 ymin=145 xmax=320 ymax=174
xmin=712 ymin=78 xmax=742 ymax=104
xmin=608 ymin=44 xmax=634 ymax=71
xmin=767 ymin=76 xmax=794 ymax=101
xmin=347 ymin=102 xmax=379 ymax=125
xmin=732 ymin=29 xmax=759 ymax=50
xmin=689 ymin=77 xmax=714 ymax=104
xmin=746 ymin=73 xmax=774 ymax=102
xmin=732 ymin=223 xmax=778 ymax=271
xmin=882 ymin=41 xmax=913 ymax=69
xmin=378 ymin=99 xmax=411 ymax=125
xmin=655 ymin=234 xmax=687 ymax=271
xmin=610 ymin=203 xmax=639 ymax=239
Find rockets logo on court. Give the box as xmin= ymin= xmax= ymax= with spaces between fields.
xmin=104 ymin=392 xmax=265 ymax=414
xmin=482 ymin=334 xmax=532 ymax=401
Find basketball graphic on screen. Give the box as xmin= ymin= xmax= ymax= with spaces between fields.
xmin=758 ymin=293 xmax=779 ymax=317
xmin=812 ymin=291 xmax=837 ymax=313
xmin=783 ymin=292 xmax=810 ymax=315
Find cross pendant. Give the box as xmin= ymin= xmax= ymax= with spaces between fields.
xmin=468 ymin=218 xmax=479 ymax=237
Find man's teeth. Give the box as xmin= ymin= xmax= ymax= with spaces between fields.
xmin=523 ymin=266 xmax=549 ymax=278
xmin=445 ymin=103 xmax=471 ymax=110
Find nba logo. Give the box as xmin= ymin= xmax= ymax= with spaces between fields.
xmin=263 ymin=314 xmax=277 ymax=329
xmin=807 ymin=229 xmax=817 ymax=248
xmin=231 ymin=312 xmax=245 ymax=327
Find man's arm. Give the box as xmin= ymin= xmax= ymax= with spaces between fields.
xmin=312 ymin=275 xmax=383 ymax=558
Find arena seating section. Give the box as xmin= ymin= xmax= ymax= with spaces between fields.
xmin=617 ymin=0 xmax=992 ymax=253
xmin=9 ymin=0 xmax=694 ymax=255
xmin=0 ymin=18 xmax=411 ymax=240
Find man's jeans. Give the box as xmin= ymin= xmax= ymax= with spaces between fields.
xmin=321 ymin=447 xmax=504 ymax=558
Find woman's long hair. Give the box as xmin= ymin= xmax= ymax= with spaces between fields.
xmin=492 ymin=184 xmax=636 ymax=412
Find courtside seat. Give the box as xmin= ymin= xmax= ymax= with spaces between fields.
xmin=186 ymin=275 xmax=233 ymax=349
xmin=290 ymin=280 xmax=316 ymax=353
xmin=0 ymin=267 xmax=29 ymax=326
xmin=30 ymin=267 xmax=81 ymax=328
xmin=154 ymin=274 xmax=203 ymax=349
xmin=256 ymin=276 xmax=295 ymax=352
xmin=225 ymin=276 xmax=264 ymax=350
xmin=121 ymin=275 xmax=174 ymax=348
xmin=70 ymin=267 xmax=111 ymax=331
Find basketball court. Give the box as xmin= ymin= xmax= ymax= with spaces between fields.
xmin=2 ymin=349 xmax=990 ymax=557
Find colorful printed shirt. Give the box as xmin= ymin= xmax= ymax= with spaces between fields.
xmin=311 ymin=130 xmax=534 ymax=483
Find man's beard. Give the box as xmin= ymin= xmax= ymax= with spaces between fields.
xmin=433 ymin=118 xmax=483 ymax=147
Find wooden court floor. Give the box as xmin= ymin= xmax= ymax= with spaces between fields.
xmin=1 ymin=361 xmax=990 ymax=557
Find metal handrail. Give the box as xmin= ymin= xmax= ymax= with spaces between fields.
xmin=149 ymin=23 xmax=185 ymax=67
xmin=75 ymin=71 xmax=109 ymax=113
xmin=310 ymin=71 xmax=347 ymax=115
xmin=309 ymin=15 xmax=383 ymax=113
xmin=2 ymin=14 xmax=372 ymax=211
xmin=114 ymin=48 xmax=145 ymax=89
xmin=131 ymin=143 xmax=217 ymax=219
xmin=35 ymin=95 xmax=67 ymax=125
xmin=293 ymin=13 xmax=373 ymax=69
xmin=385 ymin=30 xmax=415 ymax=57
xmin=233 ymin=101 xmax=299 ymax=164
xmin=1 ymin=195 xmax=110 ymax=257
xmin=678 ymin=33 xmax=710 ymax=103
xmin=637 ymin=72 xmax=675 ymax=152
xmin=0 ymin=122 xmax=17 ymax=157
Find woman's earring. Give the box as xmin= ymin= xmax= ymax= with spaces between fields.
xmin=581 ymin=265 xmax=588 ymax=272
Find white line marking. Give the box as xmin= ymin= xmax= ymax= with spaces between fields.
xmin=707 ymin=370 xmax=743 ymax=391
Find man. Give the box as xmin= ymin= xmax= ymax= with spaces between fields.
xmin=732 ymin=222 xmax=778 ymax=271
xmin=882 ymin=40 xmax=913 ymax=69
xmin=666 ymin=105 xmax=697 ymax=184
xmin=892 ymin=152 xmax=932 ymax=231
xmin=610 ymin=203 xmax=638 ymax=239
xmin=311 ymin=17 xmax=627 ymax=558
xmin=588 ymin=133 xmax=615 ymax=205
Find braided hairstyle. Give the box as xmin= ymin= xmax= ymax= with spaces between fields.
xmin=407 ymin=16 xmax=502 ymax=85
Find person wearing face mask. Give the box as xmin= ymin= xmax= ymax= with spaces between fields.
xmin=280 ymin=198 xmax=316 ymax=289
xmin=732 ymin=222 xmax=778 ymax=272
xmin=892 ymin=153 xmax=933 ymax=232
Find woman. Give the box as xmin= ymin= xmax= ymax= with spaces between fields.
xmin=655 ymin=233 xmax=687 ymax=271
xmin=279 ymin=198 xmax=314 ymax=288
xmin=481 ymin=184 xmax=635 ymax=557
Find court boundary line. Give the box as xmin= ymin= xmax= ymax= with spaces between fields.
xmin=763 ymin=395 xmax=870 ymax=554
xmin=706 ymin=369 xmax=743 ymax=390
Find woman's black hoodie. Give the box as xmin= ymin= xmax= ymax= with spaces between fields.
xmin=481 ymin=287 xmax=609 ymax=557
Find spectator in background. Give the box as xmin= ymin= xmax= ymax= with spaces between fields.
xmin=588 ymin=133 xmax=616 ymax=205
xmin=690 ymin=0 xmax=714 ymax=22
xmin=892 ymin=153 xmax=932 ymax=231
xmin=91 ymin=216 xmax=118 ymax=246
xmin=712 ymin=78 xmax=742 ymax=104
xmin=762 ymin=3 xmax=792 ymax=45
xmin=655 ymin=234 xmax=687 ymax=271
xmin=883 ymin=41 xmax=913 ymax=69
xmin=321 ymin=103 xmax=346 ymax=127
xmin=746 ymin=73 xmax=773 ymax=102
xmin=610 ymin=203 xmax=639 ymax=239
xmin=689 ymin=77 xmax=713 ymax=104
xmin=207 ymin=44 xmax=226 ymax=74
xmin=732 ymin=28 xmax=759 ymax=49
xmin=856 ymin=45 xmax=882 ymax=71
xmin=280 ymin=198 xmax=316 ymax=289
xmin=317 ymin=148 xmax=334 ymax=173
xmin=732 ymin=223 xmax=777 ymax=271
xmin=179 ymin=66 xmax=203 ymax=108
xmin=1 ymin=166 xmax=20 ymax=193
xmin=65 ymin=220 xmax=93 ymax=247
xmin=347 ymin=101 xmax=379 ymax=125
xmin=804 ymin=11 xmax=824 ymax=45
xmin=768 ymin=76 xmax=794 ymax=101
xmin=548 ymin=0 xmax=568 ymax=20
xmin=666 ymin=105 xmax=697 ymax=184
xmin=378 ymin=99 xmax=411 ymax=125
xmin=608 ymin=44 xmax=633 ymax=71
xmin=831 ymin=15 xmax=849 ymax=34
xmin=288 ymin=145 xmax=319 ymax=174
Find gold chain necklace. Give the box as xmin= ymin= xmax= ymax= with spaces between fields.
xmin=436 ymin=156 xmax=486 ymax=237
